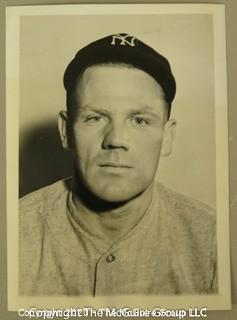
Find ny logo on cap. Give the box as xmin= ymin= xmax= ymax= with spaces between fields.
xmin=111 ymin=34 xmax=136 ymax=47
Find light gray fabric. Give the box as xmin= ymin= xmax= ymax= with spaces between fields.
xmin=19 ymin=178 xmax=217 ymax=296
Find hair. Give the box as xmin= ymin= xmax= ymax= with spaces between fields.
xmin=65 ymin=62 xmax=172 ymax=122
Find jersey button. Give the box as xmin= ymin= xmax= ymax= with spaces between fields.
xmin=106 ymin=254 xmax=115 ymax=263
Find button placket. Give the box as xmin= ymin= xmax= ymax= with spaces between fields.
xmin=106 ymin=254 xmax=115 ymax=263
xmin=93 ymin=251 xmax=117 ymax=295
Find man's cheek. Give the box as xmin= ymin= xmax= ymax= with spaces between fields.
xmin=77 ymin=148 xmax=97 ymax=175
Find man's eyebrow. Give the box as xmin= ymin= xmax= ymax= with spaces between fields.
xmin=79 ymin=105 xmax=110 ymax=114
xmin=129 ymin=106 xmax=162 ymax=118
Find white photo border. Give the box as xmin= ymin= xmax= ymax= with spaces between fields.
xmin=6 ymin=3 xmax=231 ymax=311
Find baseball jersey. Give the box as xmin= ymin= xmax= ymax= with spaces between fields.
xmin=19 ymin=178 xmax=217 ymax=295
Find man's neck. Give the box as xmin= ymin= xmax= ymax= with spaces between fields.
xmin=71 ymin=176 xmax=154 ymax=242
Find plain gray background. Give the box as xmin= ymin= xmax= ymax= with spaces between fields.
xmin=1 ymin=0 xmax=237 ymax=319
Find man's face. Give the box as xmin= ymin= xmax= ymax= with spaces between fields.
xmin=60 ymin=64 xmax=175 ymax=202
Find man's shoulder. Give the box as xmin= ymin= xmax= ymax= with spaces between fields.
xmin=19 ymin=178 xmax=72 ymax=216
xmin=156 ymin=182 xmax=215 ymax=214
xmin=155 ymin=182 xmax=216 ymax=231
xmin=19 ymin=178 xmax=72 ymax=252
xmin=154 ymin=183 xmax=217 ymax=293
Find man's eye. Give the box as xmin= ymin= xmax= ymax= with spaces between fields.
xmin=132 ymin=117 xmax=150 ymax=127
xmin=85 ymin=115 xmax=103 ymax=123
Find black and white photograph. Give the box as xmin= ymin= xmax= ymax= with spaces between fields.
xmin=6 ymin=3 xmax=230 ymax=311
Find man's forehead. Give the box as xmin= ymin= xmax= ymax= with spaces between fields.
xmin=74 ymin=64 xmax=168 ymax=121
xmin=78 ymin=62 xmax=144 ymax=82
xmin=79 ymin=62 xmax=137 ymax=81
xmin=76 ymin=63 xmax=165 ymax=98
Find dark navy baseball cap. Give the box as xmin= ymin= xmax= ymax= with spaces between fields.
xmin=63 ymin=33 xmax=176 ymax=105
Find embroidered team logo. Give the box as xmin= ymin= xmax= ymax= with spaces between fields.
xmin=111 ymin=34 xmax=136 ymax=47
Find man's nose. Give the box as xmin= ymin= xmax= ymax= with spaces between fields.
xmin=102 ymin=121 xmax=129 ymax=151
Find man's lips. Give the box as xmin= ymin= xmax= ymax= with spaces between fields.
xmin=99 ymin=162 xmax=132 ymax=168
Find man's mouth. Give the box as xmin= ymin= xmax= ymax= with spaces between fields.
xmin=99 ymin=162 xmax=132 ymax=169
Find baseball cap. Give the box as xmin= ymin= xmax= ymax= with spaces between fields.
xmin=63 ymin=33 xmax=176 ymax=105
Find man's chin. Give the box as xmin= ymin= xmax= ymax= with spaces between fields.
xmin=91 ymin=185 xmax=144 ymax=204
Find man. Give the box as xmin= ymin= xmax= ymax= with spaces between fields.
xmin=19 ymin=33 xmax=217 ymax=295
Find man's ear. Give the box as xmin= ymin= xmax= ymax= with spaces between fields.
xmin=160 ymin=119 xmax=176 ymax=156
xmin=58 ymin=111 xmax=70 ymax=150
